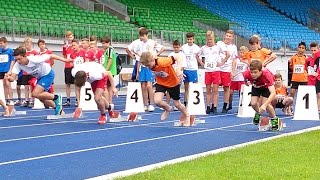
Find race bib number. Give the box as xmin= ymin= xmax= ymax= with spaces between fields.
xmin=186 ymin=56 xmax=192 ymax=68
xmin=205 ymin=61 xmax=217 ymax=70
xmin=294 ymin=65 xmax=304 ymax=74
xmin=153 ymin=71 xmax=168 ymax=78
xmin=0 ymin=55 xmax=9 ymax=63
xmin=74 ymin=57 xmax=84 ymax=65
xmin=236 ymin=64 xmax=245 ymax=72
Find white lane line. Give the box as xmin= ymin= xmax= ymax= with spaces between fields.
xmin=0 ymin=123 xmax=250 ymax=166
xmin=0 ymin=113 xmax=238 ymax=143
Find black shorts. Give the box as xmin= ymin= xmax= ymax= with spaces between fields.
xmin=316 ymin=80 xmax=320 ymax=93
xmin=275 ymin=101 xmax=285 ymax=108
xmin=155 ymin=83 xmax=180 ymax=100
xmin=0 ymin=72 xmax=5 ymax=79
xmin=17 ymin=75 xmax=32 ymax=85
xmin=291 ymin=81 xmax=307 ymax=90
xmin=251 ymin=87 xmax=270 ymax=98
xmin=64 ymin=68 xmax=74 ymax=84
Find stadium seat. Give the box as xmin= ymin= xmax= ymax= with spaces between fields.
xmin=192 ymin=0 xmax=320 ymax=50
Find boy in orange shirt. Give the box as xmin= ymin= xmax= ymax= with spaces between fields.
xmin=245 ymin=35 xmax=277 ymax=67
xmin=140 ymin=51 xmax=191 ymax=126
xmin=289 ymin=42 xmax=308 ymax=98
xmin=272 ymin=74 xmax=293 ymax=115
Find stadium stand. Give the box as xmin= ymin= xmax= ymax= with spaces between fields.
xmin=0 ymin=0 xmax=136 ymax=42
xmin=117 ymin=0 xmax=228 ymax=45
xmin=191 ymin=0 xmax=320 ymax=50
xmin=265 ymin=0 xmax=320 ymax=26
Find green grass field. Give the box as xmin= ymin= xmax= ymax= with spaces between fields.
xmin=120 ymin=130 xmax=320 ymax=179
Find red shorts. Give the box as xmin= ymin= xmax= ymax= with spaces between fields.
xmin=91 ymin=76 xmax=108 ymax=92
xmin=205 ymin=71 xmax=221 ymax=85
xmin=230 ymin=81 xmax=244 ymax=91
xmin=220 ymin=71 xmax=231 ymax=87
xmin=308 ymin=76 xmax=316 ymax=86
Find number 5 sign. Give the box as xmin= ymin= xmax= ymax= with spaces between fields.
xmin=79 ymin=82 xmax=98 ymax=111
xmin=124 ymin=82 xmax=145 ymax=113
xmin=293 ymin=85 xmax=319 ymax=120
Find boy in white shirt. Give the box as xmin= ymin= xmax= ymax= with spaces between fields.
xmin=217 ymin=30 xmax=237 ymax=113
xmin=5 ymin=47 xmax=71 ymax=115
xmin=181 ymin=32 xmax=202 ymax=106
xmin=166 ymin=40 xmax=186 ymax=110
xmin=126 ymin=38 xmax=141 ymax=82
xmin=197 ymin=31 xmax=229 ymax=114
xmin=135 ymin=27 xmax=165 ymax=112
xmin=72 ymin=62 xmax=118 ymax=124
xmin=228 ymin=46 xmax=249 ymax=110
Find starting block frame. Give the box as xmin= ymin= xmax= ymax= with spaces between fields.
xmin=47 ymin=113 xmax=83 ymax=120
xmin=109 ymin=115 xmax=143 ymax=123
xmin=258 ymin=120 xmax=286 ymax=131
xmin=173 ymin=118 xmax=205 ymax=127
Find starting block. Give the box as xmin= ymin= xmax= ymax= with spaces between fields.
xmin=47 ymin=110 xmax=84 ymax=120
xmin=173 ymin=115 xmax=205 ymax=127
xmin=0 ymin=105 xmax=27 ymax=116
xmin=109 ymin=112 xmax=143 ymax=122
xmin=258 ymin=117 xmax=285 ymax=131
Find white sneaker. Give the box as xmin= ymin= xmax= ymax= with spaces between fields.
xmin=144 ymin=106 xmax=148 ymax=111
xmin=148 ymin=105 xmax=155 ymax=112
xmin=173 ymin=106 xmax=178 ymax=111
xmin=109 ymin=103 xmax=114 ymax=111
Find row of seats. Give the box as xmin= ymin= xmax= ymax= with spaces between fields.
xmin=117 ymin=0 xmax=227 ymax=45
xmin=0 ymin=0 xmax=136 ymax=42
xmin=192 ymin=0 xmax=320 ymax=50
xmin=266 ymin=0 xmax=320 ymax=26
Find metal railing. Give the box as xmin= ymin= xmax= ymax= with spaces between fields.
xmin=96 ymin=0 xmax=128 ymax=16
xmin=0 ymin=16 xmax=310 ymax=53
xmin=133 ymin=7 xmax=150 ymax=18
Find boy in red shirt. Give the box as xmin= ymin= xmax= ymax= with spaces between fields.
xmin=243 ymin=61 xmax=280 ymax=130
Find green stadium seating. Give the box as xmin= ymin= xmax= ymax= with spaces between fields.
xmin=0 ymin=0 xmax=135 ymax=42
xmin=117 ymin=0 xmax=228 ymax=45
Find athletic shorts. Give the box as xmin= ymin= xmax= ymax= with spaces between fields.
xmin=17 ymin=75 xmax=32 ymax=86
xmin=139 ymin=66 xmax=154 ymax=82
xmin=155 ymin=83 xmax=180 ymax=100
xmin=37 ymin=70 xmax=55 ymax=91
xmin=64 ymin=68 xmax=74 ymax=84
xmin=91 ymin=76 xmax=108 ymax=92
xmin=230 ymin=81 xmax=244 ymax=91
xmin=183 ymin=70 xmax=198 ymax=83
xmin=251 ymin=87 xmax=270 ymax=98
xmin=291 ymin=81 xmax=307 ymax=90
xmin=220 ymin=71 xmax=231 ymax=87
xmin=205 ymin=71 xmax=221 ymax=85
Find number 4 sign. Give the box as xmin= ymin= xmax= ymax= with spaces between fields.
xmin=124 ymin=82 xmax=145 ymax=113
xmin=79 ymin=82 xmax=98 ymax=111
xmin=293 ymin=85 xmax=319 ymax=120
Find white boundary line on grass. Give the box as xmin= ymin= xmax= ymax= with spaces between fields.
xmin=87 ymin=125 xmax=320 ymax=180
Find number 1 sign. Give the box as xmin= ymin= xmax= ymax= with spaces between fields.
xmin=293 ymin=85 xmax=319 ymax=120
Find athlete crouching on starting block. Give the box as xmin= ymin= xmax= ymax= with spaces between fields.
xmin=140 ymin=51 xmax=192 ymax=126
xmin=72 ymin=62 xmax=118 ymax=125
xmin=243 ymin=60 xmax=280 ymax=130
xmin=5 ymin=47 xmax=71 ymax=115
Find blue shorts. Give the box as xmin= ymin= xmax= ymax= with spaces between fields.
xmin=183 ymin=70 xmax=198 ymax=83
xmin=38 ymin=70 xmax=54 ymax=91
xmin=139 ymin=66 xmax=155 ymax=82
